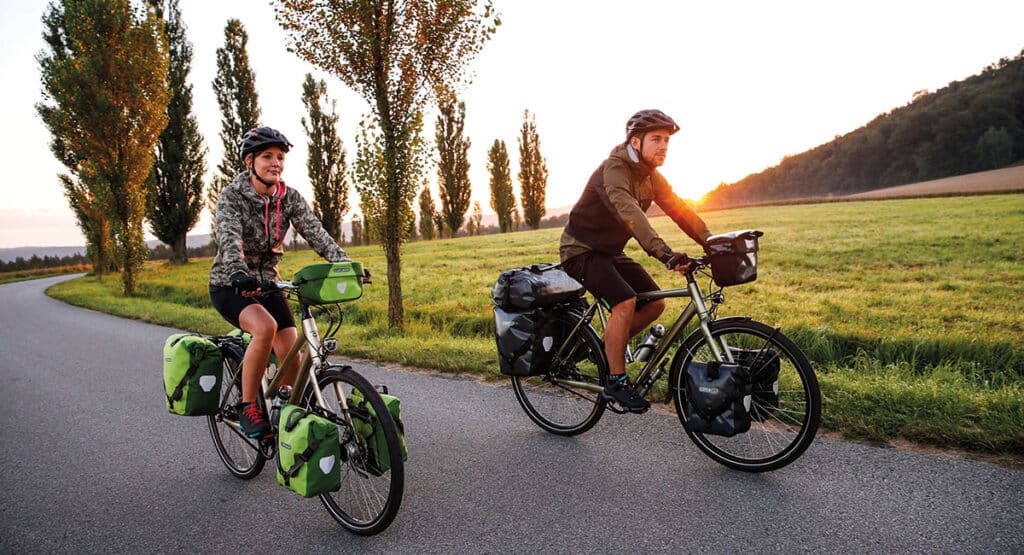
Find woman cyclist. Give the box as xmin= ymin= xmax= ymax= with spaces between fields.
xmin=209 ymin=127 xmax=350 ymax=439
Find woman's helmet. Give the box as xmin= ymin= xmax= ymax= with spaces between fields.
xmin=626 ymin=109 xmax=680 ymax=139
xmin=238 ymin=127 xmax=293 ymax=164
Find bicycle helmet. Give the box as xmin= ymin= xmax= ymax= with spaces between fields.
xmin=238 ymin=127 xmax=293 ymax=164
xmin=626 ymin=109 xmax=680 ymax=139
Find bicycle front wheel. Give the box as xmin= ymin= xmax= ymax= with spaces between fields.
xmin=207 ymin=351 xmax=266 ymax=479
xmin=308 ymin=366 xmax=404 ymax=536
xmin=670 ymin=319 xmax=821 ymax=472
xmin=511 ymin=311 xmax=608 ymax=436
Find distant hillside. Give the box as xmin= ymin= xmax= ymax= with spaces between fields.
xmin=703 ymin=48 xmax=1024 ymax=209
xmin=0 ymin=234 xmax=212 ymax=264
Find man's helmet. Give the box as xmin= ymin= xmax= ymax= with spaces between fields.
xmin=238 ymin=127 xmax=293 ymax=164
xmin=626 ymin=109 xmax=680 ymax=139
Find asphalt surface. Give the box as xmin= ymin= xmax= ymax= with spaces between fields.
xmin=1 ymin=275 xmax=1022 ymax=553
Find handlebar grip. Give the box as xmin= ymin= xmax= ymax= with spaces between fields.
xmin=361 ymin=269 xmax=372 ymax=284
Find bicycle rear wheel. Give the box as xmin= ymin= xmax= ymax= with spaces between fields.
xmin=308 ymin=366 xmax=404 ymax=536
xmin=512 ymin=311 xmax=608 ymax=435
xmin=207 ymin=350 xmax=266 ymax=479
xmin=670 ymin=319 xmax=821 ymax=472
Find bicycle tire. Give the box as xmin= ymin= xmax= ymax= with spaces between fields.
xmin=306 ymin=366 xmax=404 ymax=536
xmin=670 ymin=318 xmax=821 ymax=472
xmin=512 ymin=311 xmax=608 ymax=436
xmin=207 ymin=350 xmax=267 ymax=479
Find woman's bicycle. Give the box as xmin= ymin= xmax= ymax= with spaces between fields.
xmin=205 ymin=262 xmax=404 ymax=535
xmin=507 ymin=231 xmax=821 ymax=472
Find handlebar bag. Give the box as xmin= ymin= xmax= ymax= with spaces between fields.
xmin=704 ymin=230 xmax=762 ymax=287
xmin=347 ymin=386 xmax=408 ymax=477
xmin=276 ymin=404 xmax=342 ymax=497
xmin=493 ymin=307 xmax=560 ymax=376
xmin=682 ymin=360 xmax=752 ymax=437
xmin=294 ymin=261 xmax=364 ymax=305
xmin=162 ymin=333 xmax=223 ymax=416
xmin=492 ymin=263 xmax=584 ymax=310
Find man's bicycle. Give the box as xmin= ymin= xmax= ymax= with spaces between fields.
xmin=205 ymin=262 xmax=404 ymax=535
xmin=508 ymin=231 xmax=821 ymax=472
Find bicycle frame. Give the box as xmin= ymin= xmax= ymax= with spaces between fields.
xmin=551 ymin=270 xmax=731 ymax=399
xmin=219 ymin=294 xmax=353 ymax=434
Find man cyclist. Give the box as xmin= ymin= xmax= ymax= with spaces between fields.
xmin=560 ymin=109 xmax=712 ymax=413
xmin=209 ymin=127 xmax=350 ymax=438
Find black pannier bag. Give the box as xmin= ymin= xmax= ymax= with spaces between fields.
xmin=493 ymin=307 xmax=561 ymax=376
xmin=492 ymin=263 xmax=584 ymax=311
xmin=730 ymin=347 xmax=781 ymax=422
xmin=704 ymin=230 xmax=763 ymax=287
xmin=682 ymin=361 xmax=752 ymax=437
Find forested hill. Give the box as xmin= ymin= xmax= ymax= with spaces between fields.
xmin=701 ymin=49 xmax=1024 ymax=209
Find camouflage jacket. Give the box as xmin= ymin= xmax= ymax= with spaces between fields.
xmin=560 ymin=142 xmax=710 ymax=262
xmin=209 ymin=172 xmax=348 ymax=287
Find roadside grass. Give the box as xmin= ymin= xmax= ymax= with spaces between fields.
xmin=46 ymin=193 xmax=1024 ymax=455
xmin=0 ymin=264 xmax=90 ymax=285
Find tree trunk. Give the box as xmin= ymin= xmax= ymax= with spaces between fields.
xmin=385 ymin=245 xmax=403 ymax=330
xmin=172 ymin=234 xmax=188 ymax=263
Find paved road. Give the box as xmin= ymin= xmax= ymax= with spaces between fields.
xmin=1 ymin=275 xmax=1022 ymax=553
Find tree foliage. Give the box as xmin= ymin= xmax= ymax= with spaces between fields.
xmin=146 ymin=0 xmax=206 ymax=264
xmin=37 ymin=0 xmax=171 ymax=294
xmin=486 ymin=138 xmax=515 ymax=232
xmin=301 ymin=73 xmax=350 ymax=242
xmin=518 ymin=109 xmax=548 ymax=229
xmin=417 ymin=181 xmax=436 ymax=240
xmin=466 ymin=200 xmax=483 ymax=236
xmin=275 ymin=0 xmax=499 ymax=328
xmin=703 ymin=50 xmax=1024 ymax=208
xmin=436 ymin=98 xmax=472 ymax=237
xmin=208 ymin=18 xmax=261 ymax=242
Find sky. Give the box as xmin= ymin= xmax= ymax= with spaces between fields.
xmin=2 ymin=0 xmax=1023 ymax=248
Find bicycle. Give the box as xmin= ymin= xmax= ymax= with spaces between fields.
xmin=204 ymin=261 xmax=404 ymax=535
xmin=509 ymin=231 xmax=821 ymax=472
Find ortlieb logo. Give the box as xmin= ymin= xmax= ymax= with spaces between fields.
xmin=699 ymin=386 xmax=719 ymax=394
xmin=281 ymin=442 xmax=292 ymax=450
xmin=332 ymin=267 xmax=352 ymax=274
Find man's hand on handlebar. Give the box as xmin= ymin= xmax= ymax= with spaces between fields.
xmin=658 ymin=249 xmax=694 ymax=274
xmin=230 ymin=272 xmax=260 ymax=297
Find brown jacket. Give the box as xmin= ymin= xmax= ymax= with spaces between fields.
xmin=560 ymin=143 xmax=710 ymax=262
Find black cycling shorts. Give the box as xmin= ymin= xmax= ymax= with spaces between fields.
xmin=561 ymin=251 xmax=660 ymax=309
xmin=209 ymin=285 xmax=296 ymax=331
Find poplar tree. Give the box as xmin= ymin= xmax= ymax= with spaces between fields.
xmin=487 ymin=138 xmax=515 ymax=232
xmin=436 ymin=99 xmax=472 ymax=237
xmin=37 ymin=0 xmax=170 ymax=294
xmin=518 ymin=109 xmax=548 ymax=230
xmin=301 ymin=73 xmax=349 ymax=242
xmin=467 ymin=201 xmax=483 ymax=236
xmin=276 ymin=0 xmax=498 ymax=329
xmin=146 ymin=0 xmax=206 ymax=263
xmin=417 ymin=181 xmax=436 ymax=240
xmin=208 ymin=18 xmax=260 ymax=243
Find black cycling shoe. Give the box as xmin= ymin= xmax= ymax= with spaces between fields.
xmin=601 ymin=376 xmax=650 ymax=413
xmin=239 ymin=402 xmax=272 ymax=438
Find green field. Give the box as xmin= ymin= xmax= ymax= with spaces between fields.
xmin=47 ymin=194 xmax=1024 ymax=456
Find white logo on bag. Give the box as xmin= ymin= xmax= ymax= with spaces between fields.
xmin=319 ymin=455 xmax=336 ymax=474
xmin=335 ymin=282 xmax=347 ymax=295
xmin=199 ymin=375 xmax=216 ymax=392
xmin=542 ymin=336 xmax=554 ymax=351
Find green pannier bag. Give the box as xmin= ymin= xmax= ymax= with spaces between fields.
xmin=276 ymin=405 xmax=342 ymax=497
xmin=163 ymin=333 xmax=223 ymax=416
xmin=294 ymin=261 xmax=364 ymax=305
xmin=348 ymin=387 xmax=408 ymax=476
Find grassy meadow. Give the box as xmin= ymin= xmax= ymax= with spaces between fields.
xmin=47 ymin=194 xmax=1024 ymax=456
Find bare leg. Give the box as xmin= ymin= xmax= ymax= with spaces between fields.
xmin=605 ymin=297 xmax=637 ymax=376
xmin=237 ymin=304 xmax=277 ymax=403
xmin=629 ymin=298 xmax=665 ymax=337
xmin=272 ymin=326 xmax=300 ymax=391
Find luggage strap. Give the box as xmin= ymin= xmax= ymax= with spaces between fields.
xmin=166 ymin=345 xmax=209 ymax=408
xmin=277 ymin=409 xmax=325 ymax=485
